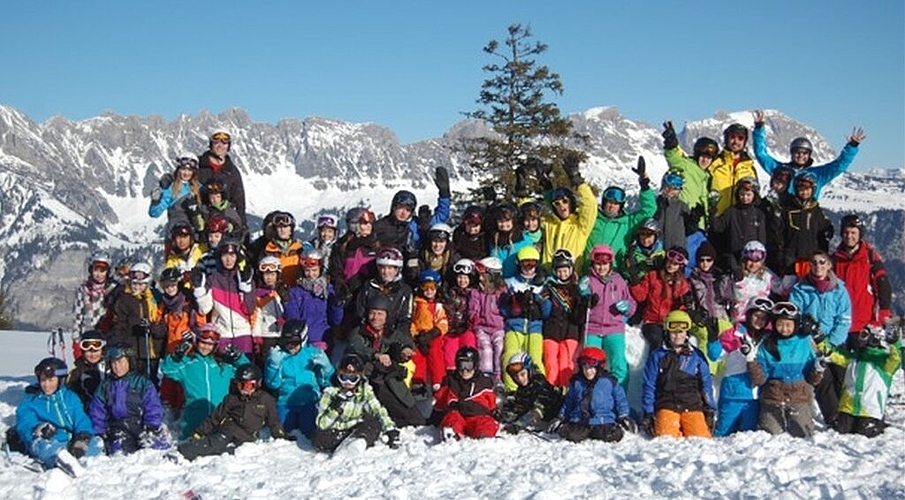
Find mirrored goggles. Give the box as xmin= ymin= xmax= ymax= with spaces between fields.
xmin=197 ymin=329 xmax=221 ymax=344
xmin=666 ymin=249 xmax=688 ymax=266
xmin=743 ymin=249 xmax=766 ymax=262
xmin=237 ymin=380 xmax=258 ymax=392
xmin=358 ymin=210 xmax=376 ymax=224
xmin=810 ymin=256 xmax=830 ymax=266
xmin=666 ymin=320 xmax=691 ymax=333
xmin=456 ymin=360 xmax=476 ymax=372
xmin=602 ymin=187 xmax=626 ymax=204
xmin=91 ymin=261 xmax=110 ymax=272
xmin=506 ymin=362 xmax=528 ymax=375
xmin=317 ymin=215 xmax=338 ymax=228
xmin=79 ymin=339 xmax=106 ymax=351
xmin=338 ymin=372 xmax=361 ymax=385
xmin=176 ymin=157 xmax=198 ymax=169
xmin=211 ymin=132 xmax=231 ymax=143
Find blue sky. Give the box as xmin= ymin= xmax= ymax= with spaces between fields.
xmin=3 ymin=1 xmax=902 ymax=170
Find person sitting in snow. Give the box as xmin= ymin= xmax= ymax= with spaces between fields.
xmin=66 ymin=329 xmax=107 ymax=408
xmin=498 ymin=352 xmax=563 ymax=435
xmin=313 ymin=354 xmax=400 ymax=453
xmin=547 ymin=347 xmax=634 ymax=443
xmin=16 ymin=357 xmax=104 ymax=470
xmin=88 ymin=345 xmax=170 ymax=455
xmin=433 ymin=347 xmax=499 ymax=441
xmin=177 ymin=363 xmax=292 ymax=461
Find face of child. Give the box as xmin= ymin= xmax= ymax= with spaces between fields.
xmin=455 ymin=274 xmax=470 ymax=289
xmin=522 ymin=217 xmax=539 ymax=232
xmin=430 ymin=239 xmax=447 ymax=255
xmin=40 ymin=375 xmax=60 ymax=396
xmin=743 ymin=258 xmax=763 ymax=274
xmin=207 ymin=232 xmax=223 ymax=248
xmin=581 ymin=364 xmax=597 ymax=380
xmin=209 ymin=192 xmax=223 ymax=205
xmin=163 ymin=282 xmax=180 ymax=298
xmin=132 ymin=281 xmax=149 ymax=294
xmin=458 ymin=366 xmax=475 ymax=380
xmin=178 ymin=166 xmax=194 ymax=181
xmin=174 ymin=233 xmax=192 ymax=251
xmin=496 ymin=218 xmax=514 ymax=232
xmin=602 ymin=201 xmax=621 ymax=218
xmin=519 ymin=260 xmax=537 ymax=277
xmin=83 ymin=349 xmax=103 ymax=364
xmin=378 ymin=265 xmax=399 ymax=283
xmin=749 ymin=310 xmax=769 ymax=330
xmin=276 ymin=225 xmax=293 ymax=240
xmin=90 ymin=267 xmax=107 ymax=284
xmin=422 ymin=285 xmax=437 ymax=300
xmin=795 ymin=183 xmax=814 ymax=201
xmin=319 ymin=226 xmax=336 ymax=242
xmin=774 ymin=318 xmax=796 ymax=337
xmin=771 ymin=179 xmax=788 ymax=193
xmin=697 ymin=155 xmax=714 ymax=170
xmin=737 ymin=190 xmax=754 ymax=205
xmin=393 ymin=206 xmax=412 ymax=222
xmin=663 ymin=186 xmax=680 ymax=199
xmin=220 ymin=252 xmax=238 ymax=270
xmin=514 ymin=369 xmax=530 ymax=386
xmin=465 ymin=222 xmax=481 ymax=235
xmin=638 ymin=232 xmax=656 ymax=248
xmin=668 ymin=329 xmax=688 ymax=348
xmin=262 ymin=270 xmax=279 ymax=286
xmin=554 ymin=266 xmax=572 ymax=281
xmin=665 ymin=260 xmax=681 ymax=274
xmin=697 ymin=256 xmax=714 ymax=272
xmin=591 ymin=260 xmax=611 ymax=277
xmin=196 ymin=341 xmax=215 ymax=356
xmin=111 ymin=357 xmax=130 ymax=378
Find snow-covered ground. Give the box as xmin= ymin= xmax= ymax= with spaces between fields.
xmin=1 ymin=329 xmax=903 ymax=499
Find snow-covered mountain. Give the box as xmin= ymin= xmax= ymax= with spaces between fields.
xmin=1 ymin=104 xmax=902 ymax=328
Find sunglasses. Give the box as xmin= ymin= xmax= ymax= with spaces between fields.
xmin=810 ymin=257 xmax=830 ymax=266
xmin=666 ymin=249 xmax=688 ymax=266
xmin=237 ymin=380 xmax=258 ymax=392
xmin=743 ymin=250 xmax=766 ymax=262
xmin=338 ymin=372 xmax=361 ymax=385
xmin=771 ymin=302 xmax=800 ymax=317
xmin=602 ymin=187 xmax=626 ymax=204
xmin=453 ymin=262 xmax=474 ymax=275
xmin=666 ymin=320 xmax=690 ymax=333
xmin=79 ymin=339 xmax=106 ymax=351
xmin=420 ymin=281 xmax=438 ymax=291
xmin=259 ymin=261 xmax=280 ymax=273
xmin=552 ymin=198 xmax=570 ymax=207
xmin=698 ymin=257 xmax=714 ymax=263
xmin=456 ymin=360 xmax=476 ymax=372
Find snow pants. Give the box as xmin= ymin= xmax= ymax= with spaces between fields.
xmin=585 ymin=333 xmax=628 ymax=387
xmin=714 ymin=399 xmax=759 ymax=437
xmin=475 ymin=328 xmax=504 ymax=380
xmin=312 ymin=415 xmax=383 ymax=453
xmin=501 ymin=331 xmax=545 ymax=392
xmin=412 ymin=336 xmax=446 ymax=389
xmin=759 ymin=401 xmax=814 ymax=438
xmin=278 ymin=403 xmax=317 ymax=438
xmin=443 ymin=331 xmax=477 ymax=371
xmin=543 ymin=338 xmax=579 ymax=387
xmin=30 ymin=436 xmax=103 ymax=468
xmin=559 ymin=422 xmax=624 ymax=443
xmin=814 ymin=362 xmax=845 ymax=426
xmin=654 ymin=409 xmax=712 ymax=438
xmin=177 ymin=432 xmax=238 ymax=461
xmin=440 ymin=410 xmax=499 ymax=439
xmin=833 ymin=413 xmax=886 ymax=438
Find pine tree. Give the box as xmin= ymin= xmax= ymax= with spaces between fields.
xmin=0 ymin=288 xmax=13 ymax=330
xmin=460 ymin=23 xmax=588 ymax=203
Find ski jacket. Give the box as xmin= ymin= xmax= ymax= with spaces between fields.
xmin=316 ymin=382 xmax=395 ymax=432
xmin=707 ymin=324 xmax=759 ymax=401
xmin=501 ymin=373 xmax=563 ymax=423
xmin=789 ymin=272 xmax=852 ymax=347
xmin=329 ymin=233 xmax=379 ymax=302
xmin=373 ymin=197 xmax=451 ymax=257
xmin=560 ymin=371 xmax=629 ymax=425
xmin=353 ymin=278 xmax=413 ymax=334
xmin=488 ymin=230 xmax=533 ymax=279
xmin=197 ymin=151 xmax=247 ymax=225
xmin=584 ymin=186 xmax=657 ymax=273
xmin=264 ymin=345 xmax=334 ymax=408
xmin=148 ymin=180 xmax=197 ymax=227
xmin=624 ymin=240 xmax=665 ymax=284
xmin=160 ymin=351 xmax=248 ymax=438
xmin=642 ymin=345 xmax=715 ymax=415
xmin=829 ymin=344 xmax=901 ymax=419
xmin=540 ymin=182 xmax=597 ymax=270
xmin=832 ymin=242 xmax=892 ymax=332
xmin=89 ymin=371 xmax=164 ymax=437
xmin=584 ymin=271 xmax=635 ymax=336
xmin=196 ymin=268 xmax=256 ymax=343
xmin=411 ymin=296 xmax=449 ymax=337
xmin=444 ymin=286 xmax=473 ymax=335
xmin=194 ymin=389 xmax=286 ymax=443
xmin=753 ymin=124 xmax=858 ymax=200
xmin=158 ymin=292 xmax=206 ymax=354
xmin=630 ymin=269 xmax=691 ymax=325
xmin=501 ymin=274 xmax=551 ymax=334
xmin=541 ymin=280 xmax=586 ymax=342
xmin=434 ymin=372 xmax=497 ymax=416
xmin=284 ymin=283 xmax=343 ymax=345
xmin=654 ymin=195 xmax=690 ymax=251
xmin=718 ymin=268 xmax=780 ymax=323
xmin=451 ymin=226 xmax=488 ymax=262
xmin=777 ymin=197 xmax=832 ymax=275
xmin=73 ymin=279 xmax=117 ymax=337
xmin=709 ymin=149 xmax=757 ymax=216
xmin=263 ymin=239 xmax=305 ymax=287
xmin=109 ymin=286 xmax=164 ymax=360
xmin=16 ymin=386 xmax=95 ymax=448
xmin=164 ymin=244 xmax=206 ymax=276
xmin=196 ymin=203 xmax=244 ymax=241
xmin=252 ymin=286 xmax=286 ymax=340
xmin=665 ymin=147 xmax=711 ymax=225
xmin=67 ymin=358 xmax=106 ymax=407
xmin=747 ymin=333 xmax=821 ymax=405
xmin=688 ymin=269 xmax=729 ymax=322
xmin=469 ymin=286 xmax=506 ymax=333
xmin=710 ymin=203 xmax=767 ymax=255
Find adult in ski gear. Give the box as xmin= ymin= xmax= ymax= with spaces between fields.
xmin=709 ymin=123 xmax=758 ymax=216
xmin=373 ymin=166 xmax=451 ymax=261
xmin=194 ymin=241 xmax=257 ymax=354
xmin=662 ymin=121 xmax=716 ymax=228
xmin=149 ymin=153 xmax=202 ymax=234
xmin=197 ymin=129 xmax=248 ymax=227
xmin=832 ymin=214 xmax=893 ymax=334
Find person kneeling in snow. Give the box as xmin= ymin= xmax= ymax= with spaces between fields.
xmin=177 ymin=363 xmax=291 ymax=461
xmin=547 ymin=347 xmax=634 ymax=442
xmin=15 ymin=357 xmax=104 ymax=470
xmin=89 ymin=345 xmax=170 ymax=454
xmin=433 ymin=347 xmax=499 ymax=440
xmin=313 ymin=354 xmax=400 ymax=453
xmin=498 ymin=352 xmax=563 ymax=434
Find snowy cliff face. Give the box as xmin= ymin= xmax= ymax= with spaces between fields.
xmin=0 ymin=104 xmax=902 ymax=328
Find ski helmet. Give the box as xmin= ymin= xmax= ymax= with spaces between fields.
xmin=204 ymin=178 xmax=229 ymax=201
xmin=516 ymin=246 xmax=540 ymax=263
xmin=130 ymin=262 xmax=153 ymax=285
xmin=661 ymin=172 xmax=685 ymax=190
xmin=428 ymin=223 xmax=453 ymax=242
xmin=217 ymin=239 xmax=242 ymax=258
xmin=637 ymin=217 xmax=660 ymax=236
xmin=418 ymin=269 xmax=442 ymax=286
xmin=723 ymin=123 xmax=749 ymax=145
xmin=552 ymin=249 xmax=574 ymax=269
xmin=280 ymin=319 xmax=309 ymax=348
xmin=34 ymin=357 xmax=68 ymax=383
xmin=258 ymin=255 xmax=282 ymax=274
xmin=452 ymin=258 xmax=475 ymax=276
xmin=794 ymin=171 xmax=818 ymax=189
xmin=505 ymin=352 xmax=534 ymax=376
xmin=601 ymin=186 xmax=627 ymax=206
xmin=493 ymin=202 xmax=518 ymax=221
xmin=454 ymin=346 xmax=480 ymax=372
xmin=345 ymin=207 xmax=376 ymax=235
xmin=771 ymin=166 xmax=795 ymax=186
xmin=577 ymin=347 xmax=606 ymax=368
xmin=170 ymin=222 xmax=194 ymax=242
xmin=736 ymin=176 xmax=759 ymax=194
xmin=461 ymin=205 xmax=484 ymax=226
xmin=391 ymin=190 xmax=417 ymax=211
xmin=104 ymin=343 xmax=132 ymax=363
xmin=316 ymin=213 xmax=339 ymax=229
xmin=664 ymin=310 xmax=693 ymax=333
xmin=88 ymin=251 xmax=112 ymax=275
xmin=209 ymin=129 xmax=231 ymax=150
xmin=519 ymin=200 xmax=542 ymax=221
xmin=590 ymin=244 xmax=615 ymax=265
xmin=745 ymin=296 xmax=774 ymax=324
xmin=159 ymin=267 xmax=182 ymax=288
xmin=475 ymin=256 xmax=503 ymax=274
xmin=234 ymin=363 xmax=263 ymax=391
xmin=272 ymin=211 xmax=295 ymax=231
xmin=742 ymin=240 xmax=767 ymax=262
xmin=692 ymin=137 xmax=719 ymax=159
xmin=839 ymin=214 xmax=865 ymax=239
xmin=337 ymin=353 xmax=365 ymax=386
xmin=367 ymin=295 xmax=393 ymax=313
xmin=206 ymin=215 xmax=230 ymax=235
xmin=789 ymin=137 xmax=813 ymax=155
xmin=375 ymin=247 xmax=404 ymax=268
xmin=771 ymin=301 xmax=800 ymax=327
xmin=175 ymin=153 xmax=199 ymax=169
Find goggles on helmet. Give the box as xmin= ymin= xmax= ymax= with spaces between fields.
xmin=273 ymin=213 xmax=294 ymax=227
xmin=206 ymin=182 xmax=226 ymax=194
xmin=91 ymin=261 xmax=110 ymax=272
xmin=176 ymin=156 xmax=198 ymax=169
xmin=602 ymin=187 xmax=626 ymax=204
xmin=211 ymin=132 xmax=231 ymax=143
xmin=197 ymin=328 xmax=221 ymax=344
xmin=259 ymin=261 xmax=280 ymax=273
xmin=453 ymin=262 xmax=474 ymax=275
xmin=666 ymin=320 xmax=691 ymax=333
xmin=591 ymin=252 xmax=614 ymax=265
xmin=742 ymin=249 xmax=766 ymax=262
xmin=666 ymin=249 xmax=688 ymax=266
xmin=749 ymin=297 xmax=774 ymax=313
xmin=506 ymin=361 xmax=529 ymax=375
xmin=358 ymin=210 xmax=376 ymax=224
xmin=663 ymin=173 xmax=684 ymax=189
xmin=420 ymin=281 xmax=438 ymax=291
xmin=578 ymin=356 xmax=602 ymax=369
xmin=220 ymin=243 xmax=239 ymax=255
xmin=317 ymin=215 xmax=338 ymax=228
xmin=771 ymin=301 xmax=800 ymax=317
xmin=236 ymin=379 xmax=259 ymax=392
xmin=79 ymin=339 xmax=106 ymax=352
xmin=338 ymin=372 xmax=361 ymax=385
xmin=130 ymin=271 xmax=150 ymax=283
xmin=456 ymin=359 xmax=476 ymax=372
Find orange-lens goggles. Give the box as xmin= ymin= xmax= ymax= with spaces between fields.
xmin=420 ymin=281 xmax=438 ymax=291
xmin=237 ymin=380 xmax=258 ymax=391
xmin=91 ymin=262 xmax=110 ymax=272
xmin=211 ymin=132 xmax=231 ymax=142
xmin=506 ymin=362 xmax=527 ymax=375
xmin=300 ymin=257 xmax=321 ymax=269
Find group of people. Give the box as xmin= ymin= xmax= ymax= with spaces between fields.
xmin=14 ymin=113 xmax=901 ymax=472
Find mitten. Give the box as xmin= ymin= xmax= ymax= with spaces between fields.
xmin=435 ymin=166 xmax=451 ymax=199
xmin=562 ymin=152 xmax=584 ymax=186
xmin=632 ymin=156 xmax=649 ymax=190
xmin=159 ymin=173 xmax=175 ymax=189
xmin=33 ymin=423 xmax=56 ymax=440
xmin=662 ymin=121 xmax=678 ymax=150
xmin=617 ymin=416 xmax=638 ymax=434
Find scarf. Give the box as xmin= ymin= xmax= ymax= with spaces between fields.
xmin=807 ymin=273 xmax=834 ymax=294
xmin=300 ymin=276 xmax=329 ymax=299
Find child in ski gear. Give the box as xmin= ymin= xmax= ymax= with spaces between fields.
xmin=16 ymin=357 xmax=103 ymax=469
xmin=624 ymin=218 xmax=665 ymax=286
xmin=709 ymin=177 xmax=767 ymax=279
xmin=470 ymin=256 xmax=507 ymax=383
xmin=747 ymin=301 xmax=824 ymax=437
xmin=195 ymin=178 xmax=244 ymax=243
xmin=641 ymin=311 xmax=715 ymax=438
xmin=487 ymin=203 xmax=533 ymax=278
xmin=251 ymin=255 xmax=288 ymax=365
xmin=157 ymin=267 xmax=205 ymax=409
xmin=148 ymin=153 xmax=201 ymax=232
xmin=498 ymin=353 xmax=562 ymax=434
xmin=653 ymin=171 xmax=692 ymax=252
xmin=500 ymin=246 xmax=551 ymax=391
xmin=443 ymin=259 xmax=478 ymax=372
xmin=451 ymin=205 xmax=489 ymax=262
xmin=582 ymin=244 xmax=636 ymax=387
xmin=193 ymin=240 xmax=257 ymax=355
xmin=631 ymin=246 xmax=692 ymax=348
xmin=541 ymin=249 xmax=586 ymax=387
xmin=776 ymin=172 xmax=833 ymax=279
xmin=518 ymin=200 xmax=543 ymax=251
xmin=826 ymin=324 xmax=902 ymax=437
xmin=164 ymin=222 xmax=206 ymax=278
xmin=662 ymin=122 xmax=716 ymax=226
xmin=686 ymin=240 xmax=730 ymax=368
xmin=434 ymin=347 xmax=499 ymax=440
xmin=304 ymin=213 xmax=340 ymax=274
xmin=261 ymin=211 xmax=304 ymax=286
xmin=707 ymin=297 xmax=773 ymax=437
xmin=264 ymin=320 xmax=334 ymax=437
xmin=67 ymin=330 xmax=107 ymax=408
xmin=406 ymin=222 xmax=456 ymax=285
xmin=177 ymin=363 xmax=290 ymax=461
xmin=548 ymin=347 xmax=633 ymax=443
xmin=72 ymin=252 xmax=117 ymax=358
xmin=88 ymin=345 xmax=169 ymax=455
xmin=198 ymin=215 xmax=231 ymax=276
xmin=410 ymin=269 xmax=449 ymax=393
xmin=160 ymin=324 xmax=249 ymax=439
xmin=347 ymin=295 xmax=424 ymax=427
xmin=284 ymin=250 xmax=343 ymax=352
xmin=314 ymin=354 xmax=399 ymax=453
xmin=108 ymin=261 xmax=164 ymax=385
xmin=718 ymin=241 xmax=781 ymax=323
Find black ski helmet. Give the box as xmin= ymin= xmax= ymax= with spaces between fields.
xmin=337 ymin=353 xmax=365 ymax=375
xmin=234 ymin=363 xmax=262 ymax=383
xmin=692 ymin=137 xmax=719 ymax=159
xmin=391 ymin=190 xmax=417 ymax=212
xmin=723 ymin=123 xmax=749 ymax=146
xmin=34 ymin=357 xmax=68 ymax=383
xmin=839 ymin=214 xmax=865 ymax=239
xmin=280 ymin=319 xmax=309 ymax=348
xmin=454 ymin=346 xmax=480 ymax=371
xmin=159 ymin=267 xmax=183 ymax=288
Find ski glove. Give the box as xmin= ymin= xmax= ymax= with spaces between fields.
xmin=562 ymin=152 xmax=584 ymax=186
xmin=222 ymin=345 xmax=242 ymax=364
xmin=68 ymin=433 xmax=92 ymax=459
xmin=383 ymin=428 xmax=400 ymax=449
xmin=617 ymin=416 xmax=638 ymax=434
xmin=502 ymin=423 xmax=520 ymax=435
xmin=159 ymin=173 xmax=174 ymax=189
xmin=415 ymin=329 xmax=439 ymax=355
xmin=814 ymin=355 xmax=830 ymax=373
xmin=172 ymin=339 xmax=193 ymax=362
xmin=151 ymin=187 xmax=162 ymax=204
xmin=662 ymin=121 xmax=678 ymax=150
xmin=546 ymin=417 xmax=563 ymax=434
xmin=640 ymin=415 xmax=655 ymax=436
xmin=435 ymin=166 xmax=451 ymax=199
xmin=189 ymin=267 xmax=206 ymax=290
xmin=632 ymin=156 xmax=649 ymax=190
xmin=238 ymin=265 xmax=254 ymax=292
xmin=613 ymin=299 xmax=630 ymax=314
xmin=33 ymin=423 xmax=56 ymax=440
xmin=705 ymin=317 xmax=720 ymax=343
xmin=740 ymin=338 xmax=757 ymax=362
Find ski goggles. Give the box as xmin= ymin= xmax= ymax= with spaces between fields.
xmin=453 ymin=261 xmax=474 ymax=275
xmin=662 ymin=173 xmax=684 ymax=189
xmin=602 ymin=186 xmax=626 ymax=204
xmin=284 ymin=339 xmax=303 ymax=349
xmin=300 ymin=256 xmax=321 ymax=269
xmin=219 ymin=242 xmax=240 ymax=255
xmin=38 ymin=365 xmax=69 ymax=379
xmin=91 ymin=261 xmax=110 ymax=272
xmin=771 ymin=301 xmax=800 ymax=317
xmin=211 ymin=132 xmax=231 ymax=144
xmin=317 ymin=215 xmax=338 ymax=228
xmin=666 ymin=249 xmax=688 ymax=266
xmin=519 ymin=259 xmax=538 ymax=268
xmin=856 ymin=327 xmax=885 ymax=348
xmin=172 ymin=225 xmax=193 ymax=237
xmin=749 ymin=297 xmax=775 ymax=314
xmin=420 ymin=281 xmax=438 ymax=291
xmin=428 ymin=230 xmax=450 ymax=241
xmin=456 ymin=360 xmax=476 ymax=372
xmin=259 ymin=261 xmax=280 ymax=273
xmin=176 ymin=156 xmax=198 ymax=169
xmin=462 ymin=212 xmax=483 ymax=226
xmin=237 ymin=380 xmax=259 ymax=392
xmin=79 ymin=339 xmax=106 ymax=351
xmin=205 ymin=182 xmax=226 ymax=194
xmin=578 ymin=357 xmax=602 ymax=369
xmin=196 ymin=327 xmax=221 ymax=344
xmin=357 ymin=210 xmax=376 ymax=224
xmin=591 ymin=252 xmax=614 ymax=265
xmin=666 ymin=320 xmax=691 ymax=333
xmin=506 ymin=361 xmax=529 ymax=375
xmin=338 ymin=372 xmax=361 ymax=385
xmin=272 ymin=213 xmax=294 ymax=227
xmin=742 ymin=249 xmax=766 ymax=262
xmin=129 ymin=271 xmax=151 ymax=283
